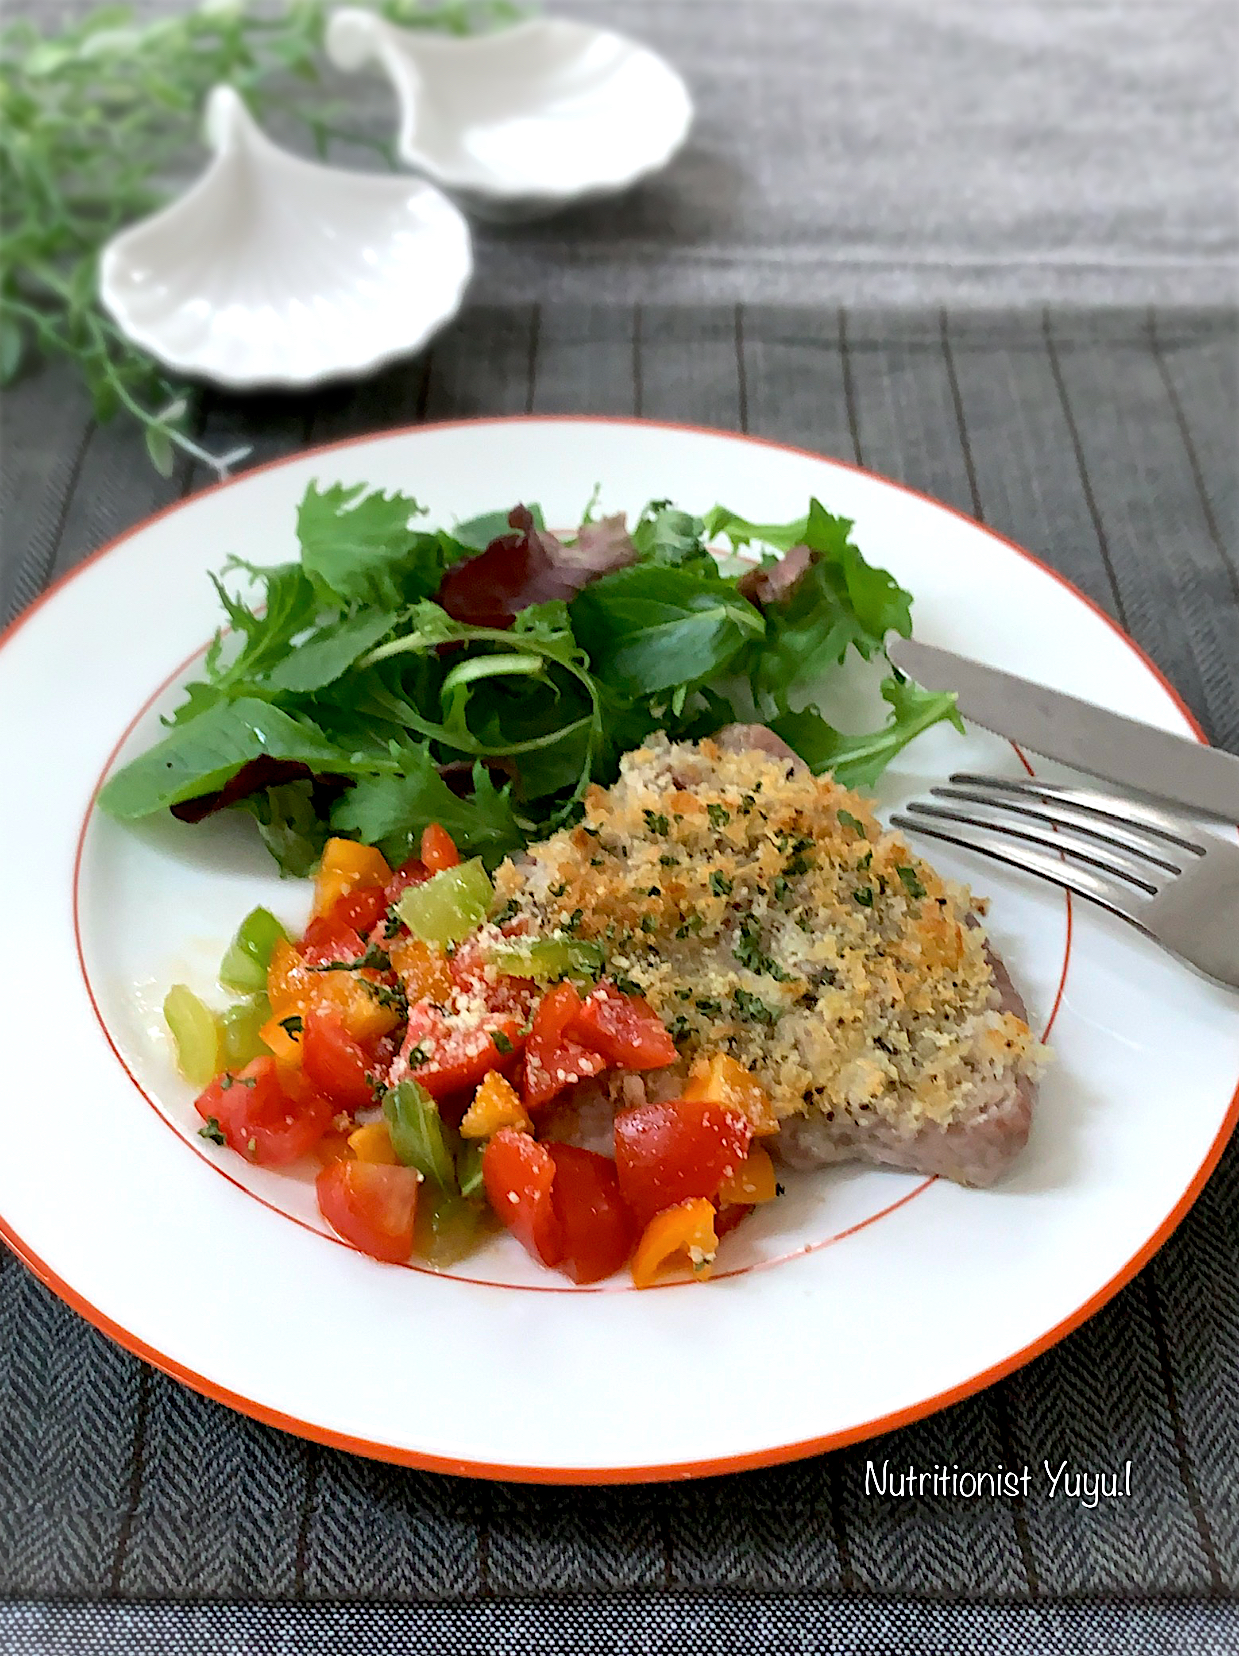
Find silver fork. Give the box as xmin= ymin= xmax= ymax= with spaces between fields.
xmin=889 ymin=774 xmax=1239 ymax=992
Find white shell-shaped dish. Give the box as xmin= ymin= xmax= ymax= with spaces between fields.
xmin=98 ymin=86 xmax=473 ymax=389
xmin=325 ymin=11 xmax=693 ymax=222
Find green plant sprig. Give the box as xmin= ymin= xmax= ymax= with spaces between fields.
xmin=0 ymin=0 xmax=520 ymax=476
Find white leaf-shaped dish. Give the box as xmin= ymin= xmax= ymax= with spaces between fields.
xmin=98 ymin=86 xmax=473 ymax=390
xmin=325 ymin=11 xmax=693 ymax=222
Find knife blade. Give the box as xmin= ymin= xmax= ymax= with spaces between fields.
xmin=886 ymin=636 xmax=1239 ymax=822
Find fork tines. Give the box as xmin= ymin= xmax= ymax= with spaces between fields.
xmin=889 ymin=773 xmax=1205 ymax=922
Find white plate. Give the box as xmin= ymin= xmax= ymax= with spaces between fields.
xmin=99 ymin=87 xmax=473 ymax=390
xmin=1 ymin=419 xmax=1235 ymax=1482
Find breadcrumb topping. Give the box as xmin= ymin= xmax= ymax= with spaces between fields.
xmin=495 ymin=735 xmax=1042 ymax=1134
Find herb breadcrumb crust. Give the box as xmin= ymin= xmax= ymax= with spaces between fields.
xmin=496 ymin=732 xmax=1046 ymax=1187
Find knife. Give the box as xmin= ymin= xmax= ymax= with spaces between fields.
xmin=886 ymin=636 xmax=1239 ymax=822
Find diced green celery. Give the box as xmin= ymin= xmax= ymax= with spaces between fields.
xmin=220 ymin=994 xmax=272 ymax=1069
xmin=414 ymin=1186 xmax=487 ymax=1267
xmin=219 ymin=907 xmax=289 ymax=994
xmin=394 ymin=859 xmax=493 ymax=946
xmin=457 ymin=1140 xmax=487 ymax=1202
xmin=164 ymin=984 xmax=222 ymax=1087
xmin=383 ymin=1081 xmax=456 ymax=1189
xmin=489 ymin=936 xmax=604 ymax=985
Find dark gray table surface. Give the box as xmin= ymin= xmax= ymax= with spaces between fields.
xmin=1 ymin=304 xmax=1237 ymax=1655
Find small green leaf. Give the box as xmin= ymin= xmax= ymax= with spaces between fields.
xmin=144 ymin=423 xmax=175 ymax=477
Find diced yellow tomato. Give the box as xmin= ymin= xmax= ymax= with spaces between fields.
xmin=460 ymin=1070 xmax=533 ymax=1140
xmin=348 ymin=1121 xmax=398 ymax=1164
xmin=312 ymin=837 xmax=392 ymax=919
xmin=682 ymin=1053 xmax=780 ymax=1136
xmin=267 ymin=937 xmax=312 ymax=1017
xmin=717 ymin=1142 xmax=778 ymax=1206
xmin=387 ymin=936 xmax=454 ymax=1004
xmin=630 ymin=1198 xmax=719 ymax=1288
xmin=313 ymin=973 xmax=402 ymax=1043
xmin=267 ymin=938 xmax=400 ymax=1043
xmin=260 ymin=1012 xmax=303 ymax=1070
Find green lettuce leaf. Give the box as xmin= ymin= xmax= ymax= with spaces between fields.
xmin=729 ymin=500 xmax=914 ymax=703
xmin=330 ymin=747 xmax=525 ymax=869
xmin=570 ymin=565 xmax=765 ymax=696
xmin=296 ymin=482 xmax=457 ymax=609
xmin=264 ymin=608 xmax=402 ymax=694
xmin=770 ymin=676 xmax=964 ymax=789
xmin=97 ymin=699 xmax=357 ymax=819
xmin=236 ymin=781 xmax=333 ymax=877
xmin=630 ymin=502 xmax=716 ymax=573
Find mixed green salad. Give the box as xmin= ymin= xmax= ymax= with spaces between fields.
xmin=98 ymin=484 xmax=961 ymax=870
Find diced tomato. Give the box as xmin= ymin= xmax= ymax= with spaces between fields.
xmin=420 ymin=822 xmax=460 ymax=874
xmin=447 ymin=934 xmax=537 ymax=1020
xmin=482 ymin=1128 xmax=562 ymax=1267
xmin=567 ymin=982 xmax=678 ymax=1071
xmin=613 ymin=1097 xmax=753 ymax=1227
xmin=523 ymin=1040 xmax=606 ymax=1110
xmin=301 ymin=1005 xmax=376 ymax=1112
xmin=326 ymin=884 xmax=388 ymax=937
xmin=316 ymin=1159 xmax=420 ymax=1263
xmin=394 ymin=1001 xmax=525 ymax=1100
xmin=383 ymin=855 xmax=432 ymax=909
xmin=521 ymin=982 xmax=605 ymax=1108
xmin=194 ymin=1057 xmax=332 ymax=1166
xmin=546 ymin=1143 xmax=637 ymax=1284
xmin=299 ymin=914 xmax=366 ymax=967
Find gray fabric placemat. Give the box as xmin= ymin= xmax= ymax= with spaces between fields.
xmin=13 ymin=0 xmax=1239 ymax=307
xmin=2 ymin=1595 xmax=1237 ymax=1656
xmin=0 ymin=304 xmax=1237 ymax=1649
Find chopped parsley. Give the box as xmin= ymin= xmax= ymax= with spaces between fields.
xmin=644 ymin=810 xmax=670 ymax=836
xmin=640 ymin=914 xmax=657 ymax=933
xmin=694 ymin=997 xmax=723 ymax=1015
xmin=383 ymin=908 xmax=404 ymax=940
xmin=731 ymin=987 xmax=779 ymax=1026
xmin=491 ymin=897 xmax=520 ymax=925
xmin=668 ymin=1014 xmax=693 ymax=1042
xmin=198 ymin=1117 xmax=227 ymax=1145
xmin=491 ymin=1030 xmax=515 ymax=1055
xmin=307 ymin=941 xmax=391 ymax=975
xmin=838 ymin=809 xmax=866 ymax=836
xmin=856 ymin=849 xmax=873 ymax=872
xmin=897 ymin=865 xmax=927 ymax=899
xmin=405 ymin=1044 xmax=429 ymax=1067
xmin=365 ymin=979 xmax=408 ymax=1014
xmin=564 ymin=908 xmax=585 ymax=934
xmin=710 ymin=872 xmax=733 ymax=897
xmin=772 ymin=876 xmax=791 ymax=904
xmin=853 ymin=886 xmax=875 ymax=907
xmin=659 ymin=853 xmax=678 ymax=868
xmin=549 ymin=882 xmax=567 ymax=898
xmin=707 ymin=802 xmax=731 ymax=828
xmin=733 ymin=916 xmax=790 ymax=980
xmin=646 ymin=886 xmax=662 ymax=898
xmin=613 ymin=975 xmax=645 ymax=998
